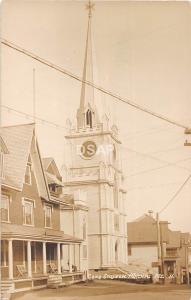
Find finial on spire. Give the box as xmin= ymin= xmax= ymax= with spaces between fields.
xmin=86 ymin=0 xmax=95 ymax=18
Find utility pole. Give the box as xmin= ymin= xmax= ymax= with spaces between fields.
xmin=33 ymin=68 xmax=36 ymax=124
xmin=156 ymin=213 xmax=161 ymax=274
xmin=159 ymin=220 xmax=165 ymax=284
xmin=156 ymin=213 xmax=165 ymax=283
xmin=156 ymin=213 xmax=167 ymax=284
xmin=184 ymin=129 xmax=191 ymax=285
xmin=185 ymin=243 xmax=190 ymax=287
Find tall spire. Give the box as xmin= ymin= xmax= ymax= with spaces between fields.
xmin=77 ymin=1 xmax=99 ymax=129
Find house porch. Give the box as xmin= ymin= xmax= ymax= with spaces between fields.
xmin=1 ymin=239 xmax=84 ymax=293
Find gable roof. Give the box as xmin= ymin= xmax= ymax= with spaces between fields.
xmin=128 ymin=213 xmax=169 ymax=244
xmin=42 ymin=157 xmax=53 ymax=170
xmin=133 ymin=214 xmax=156 ymax=223
xmin=128 ymin=221 xmax=158 ymax=244
xmin=42 ymin=157 xmax=62 ymax=179
xmin=1 ymin=123 xmax=35 ymax=190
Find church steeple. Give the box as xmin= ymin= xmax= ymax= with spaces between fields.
xmin=77 ymin=1 xmax=99 ymax=129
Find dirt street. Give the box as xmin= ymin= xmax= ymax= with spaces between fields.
xmin=12 ymin=280 xmax=191 ymax=300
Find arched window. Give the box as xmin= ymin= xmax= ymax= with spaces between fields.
xmin=112 ymin=144 xmax=116 ymax=161
xmin=86 ymin=109 xmax=93 ymax=128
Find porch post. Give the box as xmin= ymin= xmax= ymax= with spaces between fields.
xmin=68 ymin=244 xmax=72 ymax=273
xmin=57 ymin=243 xmax=61 ymax=274
xmin=79 ymin=244 xmax=81 ymax=271
xmin=43 ymin=242 xmax=47 ymax=274
xmin=61 ymin=244 xmax=64 ymax=271
xmin=8 ymin=239 xmax=13 ymax=280
xmin=27 ymin=241 xmax=32 ymax=278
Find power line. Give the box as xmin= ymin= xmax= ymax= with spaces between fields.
xmin=120 ymin=124 xmax=177 ymax=143
xmin=127 ymin=181 xmax=182 ymax=192
xmin=2 ymin=105 xmax=67 ymax=131
xmin=124 ymin=157 xmax=191 ymax=178
xmin=122 ymin=145 xmax=191 ymax=173
xmin=1 ymin=38 xmax=188 ymax=130
xmin=2 ymin=104 xmax=190 ymax=176
xmin=148 ymin=143 xmax=183 ymax=155
xmin=159 ymin=174 xmax=191 ymax=214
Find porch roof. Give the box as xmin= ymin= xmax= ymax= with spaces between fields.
xmin=1 ymin=223 xmax=82 ymax=243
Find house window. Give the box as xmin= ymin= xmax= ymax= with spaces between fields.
xmin=83 ymin=245 xmax=87 ymax=259
xmin=0 ymin=153 xmax=4 ymax=179
xmin=1 ymin=240 xmax=8 ymax=267
xmin=128 ymin=245 xmax=132 ymax=256
xmin=23 ymin=199 xmax=34 ymax=225
xmin=25 ymin=164 xmax=32 ymax=185
xmin=45 ymin=205 xmax=52 ymax=228
xmin=1 ymin=194 xmax=10 ymax=222
xmin=114 ymin=214 xmax=119 ymax=231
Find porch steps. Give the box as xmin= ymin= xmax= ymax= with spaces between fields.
xmin=47 ymin=274 xmax=64 ymax=289
xmin=89 ymin=268 xmax=126 ymax=279
xmin=89 ymin=263 xmax=150 ymax=280
xmin=117 ymin=262 xmax=150 ymax=275
xmin=47 ymin=274 xmax=84 ymax=289
xmin=0 ymin=281 xmax=13 ymax=300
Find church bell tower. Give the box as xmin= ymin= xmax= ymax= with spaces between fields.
xmin=64 ymin=1 xmax=128 ymax=270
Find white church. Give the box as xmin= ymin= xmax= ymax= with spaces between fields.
xmin=62 ymin=2 xmax=128 ymax=271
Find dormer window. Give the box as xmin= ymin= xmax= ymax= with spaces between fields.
xmin=86 ymin=109 xmax=93 ymax=128
xmin=49 ymin=183 xmax=58 ymax=194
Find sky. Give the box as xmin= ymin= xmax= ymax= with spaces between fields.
xmin=1 ymin=0 xmax=191 ymax=232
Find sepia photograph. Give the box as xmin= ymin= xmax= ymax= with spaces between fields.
xmin=0 ymin=1 xmax=191 ymax=299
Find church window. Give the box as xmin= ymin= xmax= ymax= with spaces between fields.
xmin=83 ymin=220 xmax=86 ymax=240
xmin=86 ymin=109 xmax=93 ymax=128
xmin=83 ymin=245 xmax=87 ymax=259
xmin=112 ymin=144 xmax=116 ymax=161
xmin=114 ymin=214 xmax=119 ymax=231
